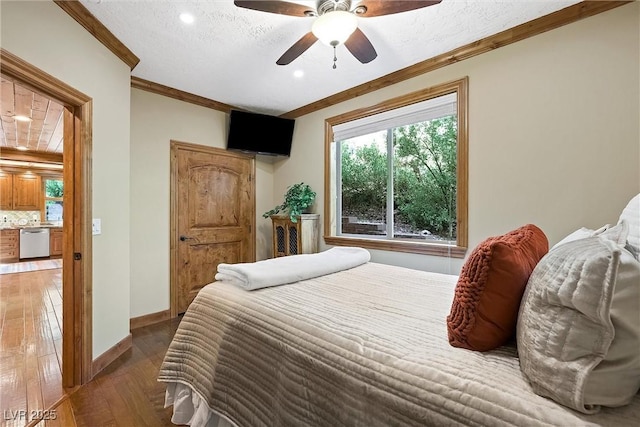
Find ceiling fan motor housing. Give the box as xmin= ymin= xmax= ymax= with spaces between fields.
xmin=235 ymin=0 xmax=442 ymax=66
xmin=317 ymin=0 xmax=352 ymax=15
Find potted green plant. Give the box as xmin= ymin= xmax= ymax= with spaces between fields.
xmin=263 ymin=182 xmax=316 ymax=222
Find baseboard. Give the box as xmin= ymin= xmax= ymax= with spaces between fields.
xmin=130 ymin=309 xmax=171 ymax=330
xmin=91 ymin=333 xmax=132 ymax=378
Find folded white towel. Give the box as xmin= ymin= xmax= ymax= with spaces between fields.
xmin=215 ymin=246 xmax=370 ymax=290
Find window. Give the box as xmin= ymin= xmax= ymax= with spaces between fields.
xmin=44 ymin=178 xmax=63 ymax=221
xmin=324 ymin=78 xmax=468 ymax=257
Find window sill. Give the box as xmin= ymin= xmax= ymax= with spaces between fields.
xmin=324 ymin=236 xmax=467 ymax=258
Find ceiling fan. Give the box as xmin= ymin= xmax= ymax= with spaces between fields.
xmin=234 ymin=1 xmax=442 ymax=68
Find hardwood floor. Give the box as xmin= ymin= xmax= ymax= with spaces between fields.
xmin=0 ymin=269 xmax=64 ymax=427
xmin=0 ymin=260 xmax=63 ymax=275
xmin=57 ymin=319 xmax=180 ymax=427
xmin=1 ymin=267 xmax=181 ymax=426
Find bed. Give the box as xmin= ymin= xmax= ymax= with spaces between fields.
xmin=158 ymin=259 xmax=640 ymax=426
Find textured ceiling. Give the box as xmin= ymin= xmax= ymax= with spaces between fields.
xmin=80 ymin=0 xmax=581 ymax=116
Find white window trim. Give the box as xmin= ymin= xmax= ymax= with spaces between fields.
xmin=323 ymin=77 xmax=468 ymax=258
xmin=332 ymin=93 xmax=456 ymax=142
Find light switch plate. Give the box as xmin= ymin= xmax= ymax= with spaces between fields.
xmin=92 ymin=218 xmax=101 ymax=235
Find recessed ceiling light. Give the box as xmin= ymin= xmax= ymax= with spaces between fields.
xmin=13 ymin=115 xmax=32 ymax=122
xmin=293 ymin=70 xmax=304 ymax=78
xmin=16 ymin=146 xmax=28 ymax=151
xmin=180 ymin=13 xmax=195 ymax=24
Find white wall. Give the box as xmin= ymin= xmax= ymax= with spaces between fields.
xmin=273 ymin=3 xmax=640 ymax=275
xmin=1 ymin=1 xmax=132 ymax=357
xmin=129 ymin=89 xmax=274 ymax=318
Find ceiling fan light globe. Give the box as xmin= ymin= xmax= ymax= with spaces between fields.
xmin=312 ymin=11 xmax=358 ymax=46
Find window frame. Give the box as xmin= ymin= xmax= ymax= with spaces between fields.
xmin=41 ymin=174 xmax=64 ymax=222
xmin=323 ymin=77 xmax=468 ymax=258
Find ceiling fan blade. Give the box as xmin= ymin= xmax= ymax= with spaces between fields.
xmin=344 ymin=28 xmax=377 ymax=64
xmin=234 ymin=1 xmax=314 ymax=17
xmin=355 ymin=0 xmax=442 ymax=17
xmin=277 ymin=32 xmax=318 ymax=65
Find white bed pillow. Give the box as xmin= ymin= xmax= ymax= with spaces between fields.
xmin=517 ymin=221 xmax=640 ymax=414
xmin=618 ymin=193 xmax=639 ymax=260
xmin=550 ymin=224 xmax=609 ymax=250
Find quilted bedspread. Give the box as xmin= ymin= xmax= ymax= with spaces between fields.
xmin=158 ymin=262 xmax=640 ymax=426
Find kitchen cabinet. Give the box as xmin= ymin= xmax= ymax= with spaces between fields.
xmin=50 ymin=228 xmax=63 ymax=257
xmin=0 ymin=172 xmax=12 ymax=210
xmin=0 ymin=229 xmax=19 ymax=263
xmin=13 ymin=174 xmax=42 ymax=210
xmin=0 ymin=172 xmax=42 ymax=210
xmin=271 ymin=214 xmax=319 ymax=257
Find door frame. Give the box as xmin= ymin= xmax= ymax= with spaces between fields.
xmin=1 ymin=49 xmax=93 ymax=386
xmin=169 ymin=140 xmax=255 ymax=317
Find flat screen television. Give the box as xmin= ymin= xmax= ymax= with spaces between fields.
xmin=227 ymin=110 xmax=295 ymax=157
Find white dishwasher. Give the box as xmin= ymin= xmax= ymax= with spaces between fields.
xmin=20 ymin=228 xmax=50 ymax=259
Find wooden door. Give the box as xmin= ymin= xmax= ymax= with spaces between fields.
xmin=171 ymin=141 xmax=255 ymax=315
xmin=13 ymin=173 xmax=41 ymax=210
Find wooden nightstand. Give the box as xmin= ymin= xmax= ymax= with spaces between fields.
xmin=270 ymin=214 xmax=319 ymax=257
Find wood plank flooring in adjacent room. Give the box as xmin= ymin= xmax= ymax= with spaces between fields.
xmin=0 ymin=260 xmax=63 ymax=276
xmin=1 ymin=267 xmax=181 ymax=426
xmin=0 ymin=268 xmax=64 ymax=427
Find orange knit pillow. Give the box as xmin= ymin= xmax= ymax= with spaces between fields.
xmin=447 ymin=224 xmax=548 ymax=351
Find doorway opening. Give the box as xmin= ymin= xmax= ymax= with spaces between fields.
xmin=1 ymin=49 xmax=93 ymax=392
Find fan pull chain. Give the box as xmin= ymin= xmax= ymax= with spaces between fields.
xmin=333 ymin=45 xmax=337 ymax=69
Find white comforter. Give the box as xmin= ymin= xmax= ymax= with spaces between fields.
xmin=160 ymin=262 xmax=640 ymax=426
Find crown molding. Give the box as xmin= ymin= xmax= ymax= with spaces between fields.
xmin=56 ymin=1 xmax=629 ymax=118
xmin=281 ymin=0 xmax=631 ymax=119
xmin=54 ymin=0 xmax=140 ymax=70
xmin=131 ymin=76 xmax=239 ymax=114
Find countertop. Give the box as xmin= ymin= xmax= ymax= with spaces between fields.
xmin=1 ymin=223 xmax=63 ymax=230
